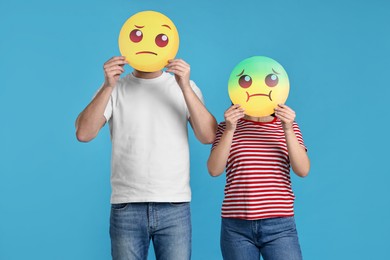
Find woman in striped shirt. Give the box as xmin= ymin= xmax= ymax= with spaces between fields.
xmin=208 ymin=103 xmax=310 ymax=260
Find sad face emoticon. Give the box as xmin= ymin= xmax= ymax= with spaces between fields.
xmin=118 ymin=11 xmax=180 ymax=72
xmin=228 ymin=56 xmax=290 ymax=117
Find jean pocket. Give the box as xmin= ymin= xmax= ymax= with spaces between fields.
xmin=111 ymin=203 xmax=128 ymax=210
xmin=270 ymin=217 xmax=297 ymax=233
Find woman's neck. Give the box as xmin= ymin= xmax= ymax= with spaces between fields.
xmin=244 ymin=115 xmax=275 ymax=123
xmin=132 ymin=70 xmax=163 ymax=79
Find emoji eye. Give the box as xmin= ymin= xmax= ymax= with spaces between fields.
xmin=265 ymin=74 xmax=279 ymax=87
xmin=130 ymin=29 xmax=143 ymax=43
xmin=155 ymin=34 xmax=169 ymax=47
xmin=239 ymin=75 xmax=252 ymax=88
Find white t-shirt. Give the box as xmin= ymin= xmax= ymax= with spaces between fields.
xmin=103 ymin=72 xmax=203 ymax=204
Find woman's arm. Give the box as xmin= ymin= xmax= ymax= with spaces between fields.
xmin=207 ymin=105 xmax=244 ymax=177
xmin=275 ymin=104 xmax=310 ymax=177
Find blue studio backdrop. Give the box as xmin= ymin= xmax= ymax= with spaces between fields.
xmin=1 ymin=0 xmax=389 ymax=259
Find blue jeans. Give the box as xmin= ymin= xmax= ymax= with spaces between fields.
xmin=221 ymin=217 xmax=302 ymax=260
xmin=110 ymin=202 xmax=191 ymax=260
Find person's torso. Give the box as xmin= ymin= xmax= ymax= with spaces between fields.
xmin=108 ymin=72 xmax=194 ymax=203
xmin=221 ymin=118 xmax=301 ymax=220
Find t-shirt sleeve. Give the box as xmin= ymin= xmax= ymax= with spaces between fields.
xmin=211 ymin=122 xmax=226 ymax=150
xmin=93 ymin=85 xmax=114 ymax=122
xmin=186 ymin=80 xmax=204 ymax=119
xmin=292 ymin=122 xmax=307 ymax=151
xmin=190 ymin=80 xmax=204 ymax=102
xmin=103 ymin=99 xmax=112 ymax=122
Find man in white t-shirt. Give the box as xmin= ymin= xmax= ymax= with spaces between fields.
xmin=75 ymin=56 xmax=217 ymax=259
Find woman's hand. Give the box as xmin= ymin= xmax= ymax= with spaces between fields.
xmin=274 ymin=104 xmax=295 ymax=131
xmin=225 ymin=104 xmax=245 ymax=132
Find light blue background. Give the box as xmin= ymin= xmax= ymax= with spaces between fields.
xmin=1 ymin=0 xmax=389 ymax=259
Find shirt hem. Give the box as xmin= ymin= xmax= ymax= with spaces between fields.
xmin=221 ymin=213 xmax=295 ymax=220
xmin=110 ymin=196 xmax=191 ymax=204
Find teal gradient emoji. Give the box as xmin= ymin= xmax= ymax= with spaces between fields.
xmin=228 ymin=56 xmax=289 ymax=117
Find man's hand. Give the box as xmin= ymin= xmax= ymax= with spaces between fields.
xmin=165 ymin=59 xmax=191 ymax=90
xmin=103 ymin=56 xmax=127 ymax=88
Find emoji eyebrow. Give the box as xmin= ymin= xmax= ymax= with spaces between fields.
xmin=237 ymin=69 xmax=245 ymax=77
xmin=162 ymin=24 xmax=171 ymax=30
xmin=272 ymin=68 xmax=280 ymax=75
xmin=134 ymin=25 xmax=144 ymax=28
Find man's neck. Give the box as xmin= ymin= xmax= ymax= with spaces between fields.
xmin=132 ymin=70 xmax=163 ymax=79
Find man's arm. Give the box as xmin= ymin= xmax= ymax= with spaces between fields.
xmin=75 ymin=86 xmax=113 ymax=142
xmin=183 ymin=86 xmax=217 ymax=144
xmin=165 ymin=59 xmax=217 ymax=144
xmin=75 ymin=56 xmax=127 ymax=142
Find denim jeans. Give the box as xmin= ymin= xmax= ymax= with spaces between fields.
xmin=221 ymin=217 xmax=302 ymax=260
xmin=110 ymin=202 xmax=191 ymax=260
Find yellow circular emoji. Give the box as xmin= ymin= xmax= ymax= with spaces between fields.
xmin=118 ymin=11 xmax=180 ymax=72
xmin=228 ymin=56 xmax=290 ymax=117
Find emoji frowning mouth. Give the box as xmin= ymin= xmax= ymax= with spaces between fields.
xmin=136 ymin=51 xmax=158 ymax=55
xmin=246 ymin=90 xmax=273 ymax=102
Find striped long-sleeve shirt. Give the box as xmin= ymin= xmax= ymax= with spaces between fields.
xmin=212 ymin=117 xmax=307 ymax=220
